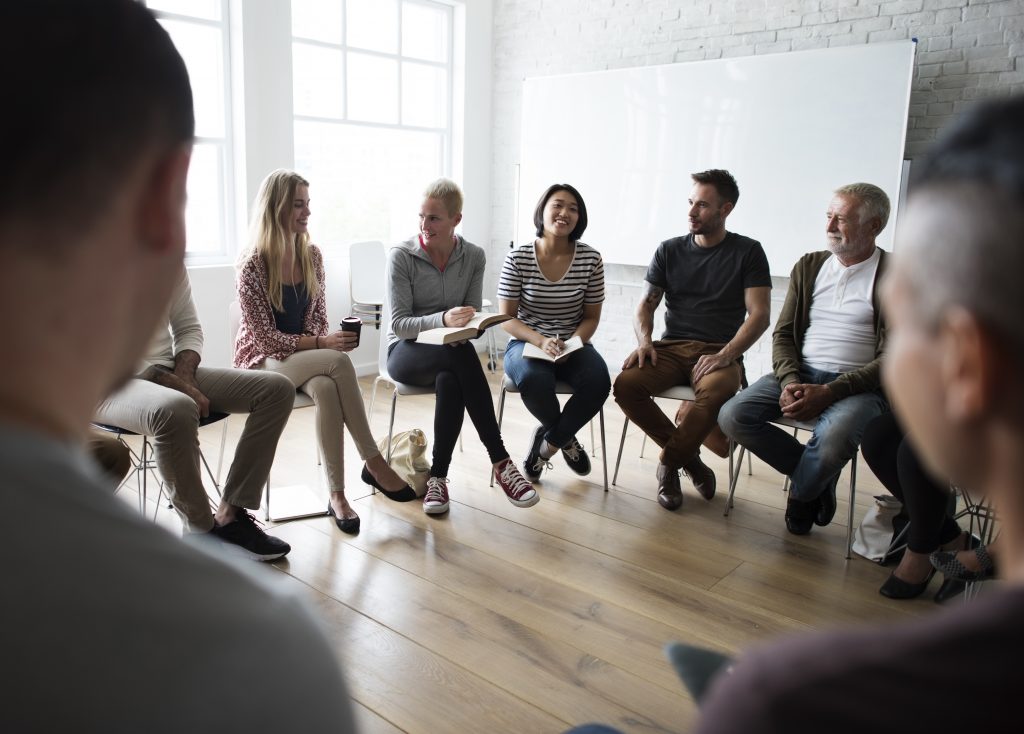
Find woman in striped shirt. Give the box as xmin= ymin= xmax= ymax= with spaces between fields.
xmin=498 ymin=184 xmax=611 ymax=481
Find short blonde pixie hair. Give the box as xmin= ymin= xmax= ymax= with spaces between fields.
xmin=423 ymin=178 xmax=463 ymax=217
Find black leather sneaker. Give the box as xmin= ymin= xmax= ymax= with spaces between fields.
xmin=211 ymin=511 xmax=291 ymax=561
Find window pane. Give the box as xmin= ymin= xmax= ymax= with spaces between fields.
xmin=295 ymin=120 xmax=444 ymax=248
xmin=293 ymin=43 xmax=344 ymax=119
xmin=160 ymin=19 xmax=225 ymax=138
xmin=347 ymin=0 xmax=398 ymax=54
xmin=402 ymin=2 xmax=448 ymax=62
xmin=347 ymin=53 xmax=398 ymax=124
xmin=402 ymin=62 xmax=447 ymax=128
xmin=184 ymin=143 xmax=225 ymax=254
xmin=148 ymin=0 xmax=220 ymax=21
xmin=292 ymin=0 xmax=342 ymax=44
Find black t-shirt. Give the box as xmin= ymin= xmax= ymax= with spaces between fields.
xmin=273 ymin=282 xmax=310 ymax=336
xmin=644 ymin=232 xmax=771 ymax=344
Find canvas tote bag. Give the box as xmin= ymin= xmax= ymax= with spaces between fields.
xmin=377 ymin=429 xmax=431 ymax=497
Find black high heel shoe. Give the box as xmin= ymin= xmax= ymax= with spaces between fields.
xmin=879 ymin=567 xmax=936 ymax=600
xmin=327 ymin=503 xmax=360 ymax=535
xmin=361 ymin=464 xmax=417 ymax=502
xmin=933 ymin=577 xmax=967 ymax=604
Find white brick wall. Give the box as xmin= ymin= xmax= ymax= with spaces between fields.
xmin=486 ymin=0 xmax=1024 ymax=375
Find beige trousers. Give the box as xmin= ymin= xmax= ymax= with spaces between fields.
xmin=96 ymin=368 xmax=295 ymax=532
xmin=262 ymin=349 xmax=380 ymax=493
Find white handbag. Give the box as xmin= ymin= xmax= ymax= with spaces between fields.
xmin=852 ymin=494 xmax=905 ymax=563
xmin=377 ymin=429 xmax=431 ymax=497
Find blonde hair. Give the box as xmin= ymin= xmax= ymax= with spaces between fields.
xmin=239 ymin=169 xmax=320 ymax=312
xmin=423 ymin=178 xmax=463 ymax=217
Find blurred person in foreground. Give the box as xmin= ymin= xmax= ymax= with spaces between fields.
xmin=695 ymin=94 xmax=1024 ymax=732
xmin=0 ymin=1 xmax=355 ymax=731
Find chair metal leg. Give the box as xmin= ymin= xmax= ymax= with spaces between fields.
xmin=613 ymin=417 xmax=629 ymax=486
xmin=263 ymin=480 xmax=271 ymax=521
xmin=215 ymin=418 xmax=228 ymax=485
xmin=599 ymin=407 xmax=608 ymax=492
xmin=590 ymin=419 xmax=596 ymax=457
xmin=384 ymin=391 xmax=398 ymax=480
xmin=724 ymin=443 xmax=745 ymax=517
xmin=845 ymin=453 xmax=858 ymax=560
xmin=747 ymin=452 xmax=752 ymax=476
xmin=490 ymin=387 xmax=508 ymax=488
xmin=369 ymin=377 xmax=383 ymax=421
xmin=639 ymin=433 xmax=648 ymax=459
xmin=782 ymin=426 xmax=800 ymax=492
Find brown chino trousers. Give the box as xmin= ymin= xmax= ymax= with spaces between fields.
xmin=613 ymin=340 xmax=742 ymax=469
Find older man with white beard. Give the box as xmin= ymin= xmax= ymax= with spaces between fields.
xmin=718 ymin=183 xmax=891 ymax=536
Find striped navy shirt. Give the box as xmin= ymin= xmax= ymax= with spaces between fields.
xmin=498 ymin=241 xmax=605 ymax=337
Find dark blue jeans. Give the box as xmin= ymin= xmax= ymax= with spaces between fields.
xmin=503 ymin=340 xmax=611 ymax=449
xmin=718 ymin=366 xmax=888 ymax=502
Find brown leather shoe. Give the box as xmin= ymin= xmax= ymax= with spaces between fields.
xmin=681 ymin=455 xmax=716 ymax=500
xmin=656 ymin=463 xmax=683 ymax=511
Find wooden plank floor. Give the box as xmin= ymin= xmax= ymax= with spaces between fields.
xmin=120 ymin=359 xmax=938 ymax=734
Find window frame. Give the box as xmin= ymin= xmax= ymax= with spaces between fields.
xmin=148 ymin=0 xmax=238 ymax=265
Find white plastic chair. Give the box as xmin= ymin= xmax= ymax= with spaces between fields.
xmin=727 ymin=416 xmax=860 ymax=559
xmin=368 ymin=297 xmax=443 ymax=471
xmin=491 ymin=375 xmax=609 ymax=492
xmin=612 ymin=385 xmax=748 ymax=510
xmin=228 ymin=300 xmax=323 ymax=521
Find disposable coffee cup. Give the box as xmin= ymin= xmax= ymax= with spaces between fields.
xmin=341 ymin=316 xmax=362 ymax=347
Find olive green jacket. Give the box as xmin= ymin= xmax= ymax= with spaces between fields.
xmin=772 ymin=248 xmax=888 ymax=400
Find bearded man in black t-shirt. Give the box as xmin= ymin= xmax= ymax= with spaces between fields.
xmin=613 ymin=169 xmax=772 ymax=511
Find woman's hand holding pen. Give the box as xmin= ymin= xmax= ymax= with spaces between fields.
xmin=538 ymin=333 xmax=565 ymax=357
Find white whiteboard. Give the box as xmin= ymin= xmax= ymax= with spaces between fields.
xmin=518 ymin=41 xmax=915 ymax=274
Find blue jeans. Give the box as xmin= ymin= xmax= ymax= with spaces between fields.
xmin=503 ymin=340 xmax=611 ymax=449
xmin=718 ymin=366 xmax=888 ymax=502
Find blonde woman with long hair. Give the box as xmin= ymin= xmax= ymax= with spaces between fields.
xmin=235 ymin=170 xmax=416 ymax=533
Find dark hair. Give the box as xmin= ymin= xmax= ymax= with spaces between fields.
xmin=912 ymin=96 xmax=1024 ymax=199
xmin=533 ymin=184 xmax=588 ymax=241
xmin=690 ymin=169 xmax=740 ymax=206
xmin=0 ymin=0 xmax=194 ymax=236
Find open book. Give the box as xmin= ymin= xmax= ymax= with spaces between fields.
xmin=416 ymin=311 xmax=511 ymax=345
xmin=522 ymin=335 xmax=584 ymax=363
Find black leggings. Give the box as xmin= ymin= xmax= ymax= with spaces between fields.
xmin=387 ymin=340 xmax=508 ymax=477
xmin=860 ymin=411 xmax=961 ymax=554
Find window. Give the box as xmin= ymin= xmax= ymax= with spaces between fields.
xmin=147 ymin=0 xmax=235 ymax=262
xmin=292 ymin=0 xmax=454 ymax=249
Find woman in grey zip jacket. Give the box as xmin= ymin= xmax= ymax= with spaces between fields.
xmin=386 ymin=178 xmax=539 ymax=515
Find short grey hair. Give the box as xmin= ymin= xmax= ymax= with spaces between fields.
xmin=834 ymin=182 xmax=891 ymax=232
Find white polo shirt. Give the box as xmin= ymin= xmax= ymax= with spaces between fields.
xmin=801 ymin=247 xmax=881 ymax=374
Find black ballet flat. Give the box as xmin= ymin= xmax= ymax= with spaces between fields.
xmin=361 ymin=464 xmax=417 ymax=502
xmin=327 ymin=503 xmax=360 ymax=535
xmin=879 ymin=568 xmax=935 ymax=600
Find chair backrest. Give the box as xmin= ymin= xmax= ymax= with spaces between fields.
xmin=377 ymin=292 xmax=393 ymax=383
xmin=228 ymin=299 xmax=242 ymax=345
xmin=349 ymin=240 xmax=386 ymax=306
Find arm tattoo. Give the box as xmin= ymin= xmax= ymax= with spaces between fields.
xmin=641 ymin=282 xmax=664 ymax=309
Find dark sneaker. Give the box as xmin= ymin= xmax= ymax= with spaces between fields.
xmin=494 ymin=458 xmax=539 ymax=507
xmin=560 ymin=437 xmax=591 ymax=476
xmin=423 ymin=477 xmax=451 ymax=515
xmin=784 ymin=497 xmax=817 ymax=535
xmin=210 ymin=511 xmax=290 ymax=561
xmin=523 ymin=425 xmax=549 ymax=482
xmin=681 ymin=454 xmax=716 ymax=500
xmin=656 ymin=463 xmax=683 ymax=511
